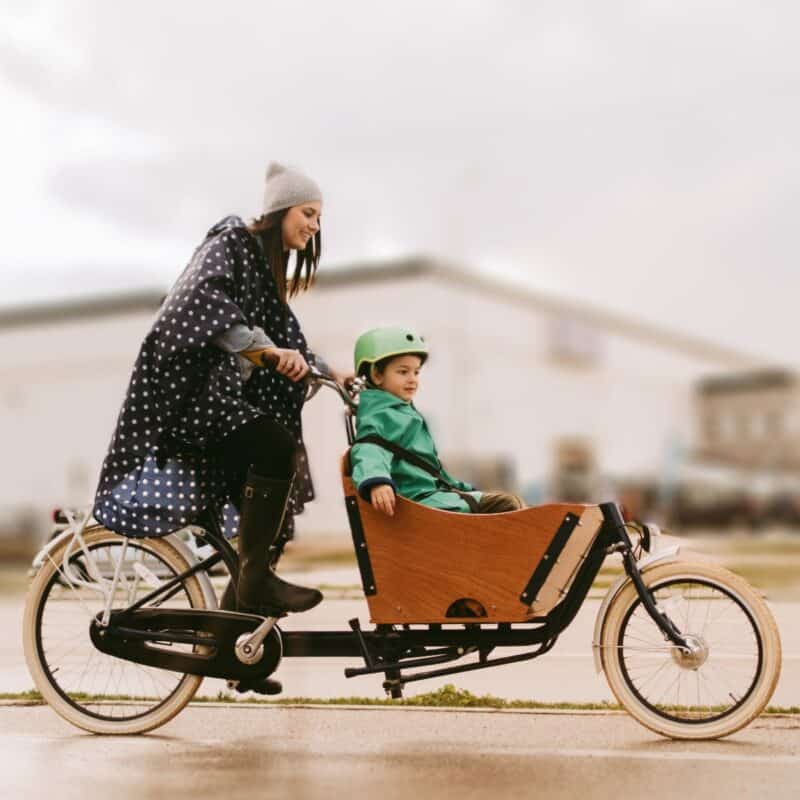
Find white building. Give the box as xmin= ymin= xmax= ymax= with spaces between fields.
xmin=0 ymin=258 xmax=761 ymax=540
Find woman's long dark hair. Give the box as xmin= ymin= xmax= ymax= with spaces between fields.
xmin=247 ymin=209 xmax=321 ymax=304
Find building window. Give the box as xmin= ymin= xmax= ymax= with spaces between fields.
xmin=719 ymin=413 xmax=735 ymax=441
xmin=547 ymin=318 xmax=603 ymax=367
xmin=551 ymin=437 xmax=596 ymax=503
xmin=737 ymin=414 xmax=750 ymax=440
xmin=765 ymin=411 xmax=782 ymax=437
xmin=2 ymin=388 xmax=26 ymax=411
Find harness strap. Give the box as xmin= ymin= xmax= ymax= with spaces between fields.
xmin=354 ymin=434 xmax=480 ymax=512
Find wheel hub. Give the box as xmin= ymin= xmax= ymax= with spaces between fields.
xmin=670 ymin=634 xmax=709 ymax=670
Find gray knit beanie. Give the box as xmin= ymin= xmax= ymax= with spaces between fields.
xmin=262 ymin=161 xmax=323 ymax=215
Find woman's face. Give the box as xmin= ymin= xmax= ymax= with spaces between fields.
xmin=281 ymin=201 xmax=321 ymax=251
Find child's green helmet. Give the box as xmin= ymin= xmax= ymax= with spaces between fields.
xmin=354 ymin=326 xmax=429 ymax=376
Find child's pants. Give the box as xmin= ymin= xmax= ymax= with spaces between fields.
xmin=476 ymin=490 xmax=525 ymax=513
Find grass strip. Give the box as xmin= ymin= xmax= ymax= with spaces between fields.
xmin=3 ymin=685 xmax=799 ymax=715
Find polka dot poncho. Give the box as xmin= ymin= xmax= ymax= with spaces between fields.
xmin=93 ymin=215 xmax=318 ymax=540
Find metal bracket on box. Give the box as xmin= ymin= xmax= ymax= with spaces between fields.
xmin=519 ymin=512 xmax=580 ymax=604
xmin=345 ymin=496 xmax=377 ymax=596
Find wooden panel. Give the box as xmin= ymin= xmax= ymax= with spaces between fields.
xmin=341 ymin=470 xmax=602 ymax=624
xmin=527 ymin=505 xmax=604 ymax=616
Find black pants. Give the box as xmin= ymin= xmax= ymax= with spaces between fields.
xmin=209 ymin=416 xmax=298 ymax=514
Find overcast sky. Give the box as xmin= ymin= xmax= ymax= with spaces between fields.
xmin=1 ymin=1 xmax=797 ymax=366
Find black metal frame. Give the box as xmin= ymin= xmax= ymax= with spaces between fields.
xmin=93 ymin=494 xmax=687 ymax=698
xmin=91 ymin=368 xmax=689 ymax=697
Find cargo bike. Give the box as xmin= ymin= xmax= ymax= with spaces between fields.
xmin=23 ymin=363 xmax=782 ymax=740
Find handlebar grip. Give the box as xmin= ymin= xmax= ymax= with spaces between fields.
xmin=259 ymin=349 xmax=280 ymax=368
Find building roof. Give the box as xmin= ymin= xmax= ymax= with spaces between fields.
xmin=0 ymin=289 xmax=167 ymax=329
xmin=698 ymin=369 xmax=797 ymax=394
xmin=0 ymin=256 xmax=763 ymax=368
xmin=317 ymin=257 xmax=764 ymax=368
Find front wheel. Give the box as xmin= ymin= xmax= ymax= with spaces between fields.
xmin=599 ymin=561 xmax=781 ymax=740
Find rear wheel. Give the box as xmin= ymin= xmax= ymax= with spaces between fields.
xmin=23 ymin=527 xmax=207 ymax=734
xmin=600 ymin=561 xmax=781 ymax=740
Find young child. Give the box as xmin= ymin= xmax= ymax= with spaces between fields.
xmin=349 ymin=326 xmax=524 ymax=517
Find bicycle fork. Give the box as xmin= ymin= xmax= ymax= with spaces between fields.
xmin=600 ymin=502 xmax=691 ymax=653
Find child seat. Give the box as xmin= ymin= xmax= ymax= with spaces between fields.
xmin=341 ymin=453 xmax=604 ymax=624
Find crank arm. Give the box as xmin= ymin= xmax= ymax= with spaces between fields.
xmin=235 ymin=616 xmax=279 ymax=665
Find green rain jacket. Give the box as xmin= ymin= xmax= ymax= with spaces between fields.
xmin=350 ymin=388 xmax=482 ymax=513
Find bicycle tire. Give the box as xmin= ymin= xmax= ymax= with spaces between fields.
xmin=600 ymin=560 xmax=781 ymax=740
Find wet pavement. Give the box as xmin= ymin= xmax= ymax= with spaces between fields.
xmin=3 ymin=704 xmax=800 ymax=800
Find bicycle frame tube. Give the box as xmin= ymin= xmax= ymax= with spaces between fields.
xmin=121 ymin=550 xmax=225 ymax=613
xmin=100 ymin=537 xmax=128 ymax=626
xmin=190 ymin=509 xmax=239 ymax=579
xmin=60 ymin=507 xmax=107 ymax=589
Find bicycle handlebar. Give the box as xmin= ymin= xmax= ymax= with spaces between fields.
xmin=257 ymin=349 xmax=359 ymax=410
xmin=305 ymin=364 xmax=360 ymax=409
xmin=258 ymin=349 xmax=280 ymax=368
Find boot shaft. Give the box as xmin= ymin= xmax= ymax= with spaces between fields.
xmin=235 ymin=469 xmax=322 ymax=614
xmin=237 ymin=470 xmax=294 ymax=575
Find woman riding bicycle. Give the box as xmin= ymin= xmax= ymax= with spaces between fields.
xmin=93 ymin=162 xmax=341 ymax=632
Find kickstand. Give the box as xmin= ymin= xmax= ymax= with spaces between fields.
xmin=382 ymin=668 xmax=404 ymax=699
xmin=348 ymin=618 xmax=375 ymax=669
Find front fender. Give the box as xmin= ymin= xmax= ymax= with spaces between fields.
xmin=591 ymin=543 xmax=681 ymax=675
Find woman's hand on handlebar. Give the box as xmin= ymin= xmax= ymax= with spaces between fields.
xmin=370 ymin=485 xmax=396 ymax=517
xmin=242 ymin=347 xmax=309 ymax=381
xmin=271 ymin=348 xmax=310 ymax=381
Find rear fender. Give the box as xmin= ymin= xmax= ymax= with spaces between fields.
xmin=30 ymin=526 xmax=218 ymax=611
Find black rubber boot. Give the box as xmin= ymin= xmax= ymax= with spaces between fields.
xmin=235 ymin=469 xmax=323 ymax=615
xmin=232 ymin=676 xmax=283 ymax=696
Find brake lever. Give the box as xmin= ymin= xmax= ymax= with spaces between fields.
xmin=304 ymin=374 xmax=323 ymax=402
xmin=303 ymin=364 xmax=336 ymax=403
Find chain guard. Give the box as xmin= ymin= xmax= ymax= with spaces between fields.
xmin=90 ymin=608 xmax=282 ymax=681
